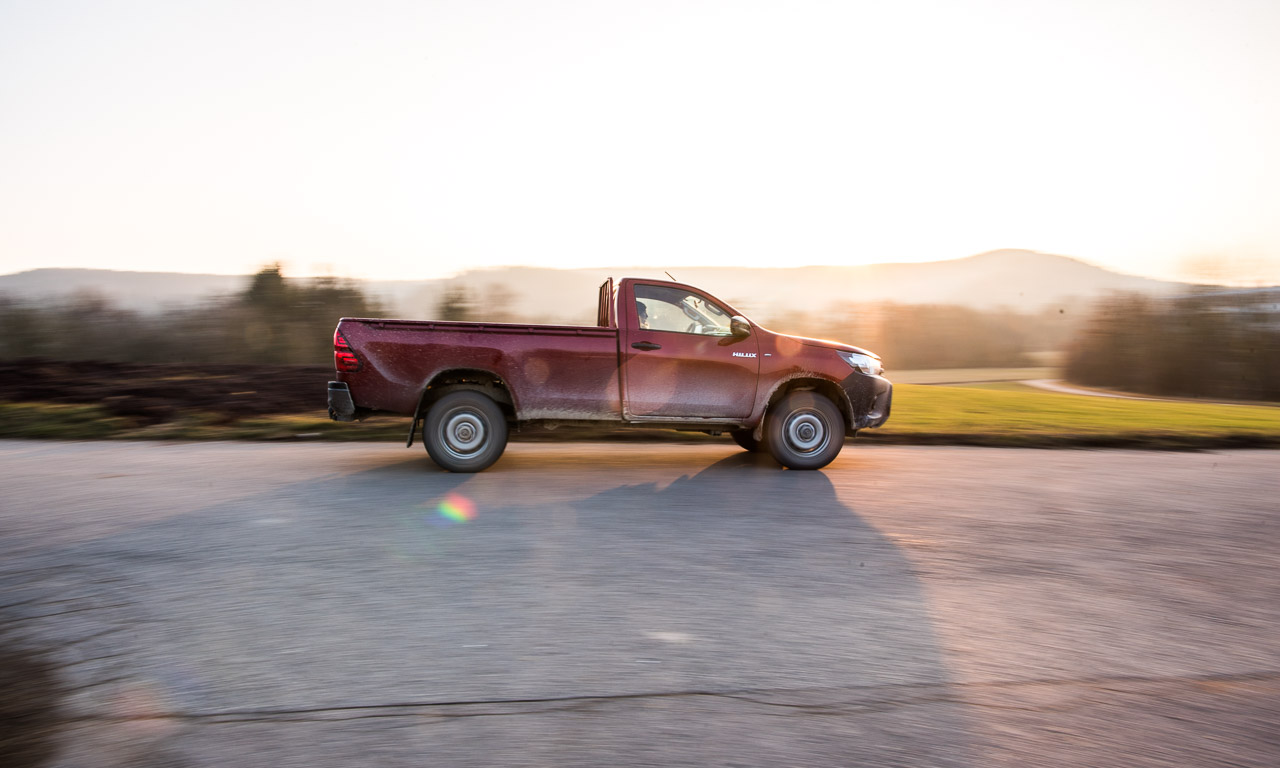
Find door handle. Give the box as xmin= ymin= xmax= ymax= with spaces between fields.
xmin=631 ymin=341 xmax=662 ymax=351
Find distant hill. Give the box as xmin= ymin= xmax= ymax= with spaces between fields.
xmin=0 ymin=250 xmax=1202 ymax=323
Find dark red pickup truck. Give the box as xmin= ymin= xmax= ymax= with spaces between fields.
xmin=328 ymin=278 xmax=891 ymax=471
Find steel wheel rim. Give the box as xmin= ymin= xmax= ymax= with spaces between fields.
xmin=784 ymin=409 xmax=829 ymax=455
xmin=441 ymin=409 xmax=488 ymax=459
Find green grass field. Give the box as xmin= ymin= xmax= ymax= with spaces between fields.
xmin=3 ymin=383 xmax=1280 ymax=448
xmin=861 ymin=383 xmax=1280 ymax=448
xmin=888 ymin=367 xmax=1055 ymax=385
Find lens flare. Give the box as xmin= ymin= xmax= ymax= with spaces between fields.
xmin=437 ymin=492 xmax=476 ymax=522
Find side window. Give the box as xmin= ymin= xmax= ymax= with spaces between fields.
xmin=635 ymin=285 xmax=733 ymax=336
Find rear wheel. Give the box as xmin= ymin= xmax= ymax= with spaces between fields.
xmin=765 ymin=391 xmax=844 ymax=470
xmin=730 ymin=429 xmax=762 ymax=452
xmin=423 ymin=390 xmax=509 ymax=472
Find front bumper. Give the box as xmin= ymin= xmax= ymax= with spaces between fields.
xmin=840 ymin=372 xmax=893 ymax=431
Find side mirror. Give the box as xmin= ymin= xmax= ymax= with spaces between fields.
xmin=730 ymin=316 xmax=751 ymax=338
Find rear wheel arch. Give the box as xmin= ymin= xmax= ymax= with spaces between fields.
xmin=419 ymin=369 xmax=516 ymax=418
xmin=406 ymin=369 xmax=517 ymax=449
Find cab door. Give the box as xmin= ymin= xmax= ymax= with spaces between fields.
xmin=621 ymin=281 xmax=759 ymax=419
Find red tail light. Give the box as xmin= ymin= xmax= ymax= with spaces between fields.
xmin=334 ymin=329 xmax=361 ymax=372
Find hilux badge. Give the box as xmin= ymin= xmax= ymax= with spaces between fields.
xmin=732 ymin=352 xmax=757 ymax=358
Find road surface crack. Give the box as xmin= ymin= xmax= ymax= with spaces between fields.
xmin=51 ymin=668 xmax=1280 ymax=725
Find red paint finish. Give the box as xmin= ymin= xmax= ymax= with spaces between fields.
xmin=332 ymin=278 xmax=892 ymax=435
xmin=620 ymin=280 xmax=759 ymax=418
xmin=337 ymin=321 xmax=621 ymax=419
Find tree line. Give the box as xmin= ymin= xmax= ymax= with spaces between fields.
xmin=3 ymin=266 xmax=1275 ymax=402
xmin=1064 ymin=292 xmax=1280 ymax=401
xmin=0 ymin=276 xmax=1077 ymax=370
xmin=0 ymin=265 xmax=382 ymax=365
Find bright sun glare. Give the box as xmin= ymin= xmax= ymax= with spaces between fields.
xmin=1 ymin=0 xmax=1278 ymax=284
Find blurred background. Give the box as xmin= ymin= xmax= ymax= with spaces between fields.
xmin=1 ymin=253 xmax=1277 ymax=449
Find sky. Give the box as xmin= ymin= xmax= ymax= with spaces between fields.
xmin=2 ymin=0 xmax=1278 ymax=284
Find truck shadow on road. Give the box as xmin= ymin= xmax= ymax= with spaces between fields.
xmin=452 ymin=450 xmax=983 ymax=766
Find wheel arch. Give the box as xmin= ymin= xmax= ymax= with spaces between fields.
xmin=406 ymin=368 xmax=517 ymax=448
xmin=756 ymin=375 xmax=854 ymax=440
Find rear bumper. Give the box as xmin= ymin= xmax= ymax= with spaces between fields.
xmin=840 ymin=372 xmax=893 ymax=431
xmin=328 ymin=381 xmax=357 ymax=422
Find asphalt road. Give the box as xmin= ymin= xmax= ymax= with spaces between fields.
xmin=1 ymin=440 xmax=1278 ymax=767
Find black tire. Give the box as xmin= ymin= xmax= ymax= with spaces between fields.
xmin=423 ymin=390 xmax=509 ymax=472
xmin=765 ymin=391 xmax=844 ymax=470
xmin=730 ymin=429 xmax=762 ymax=452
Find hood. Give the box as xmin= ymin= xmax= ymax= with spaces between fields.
xmin=784 ymin=333 xmax=880 ymax=359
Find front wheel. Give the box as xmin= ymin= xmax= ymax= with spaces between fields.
xmin=423 ymin=391 xmax=509 ymax=472
xmin=765 ymin=391 xmax=844 ymax=470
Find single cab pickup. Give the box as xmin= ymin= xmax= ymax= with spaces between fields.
xmin=328 ymin=278 xmax=891 ymax=471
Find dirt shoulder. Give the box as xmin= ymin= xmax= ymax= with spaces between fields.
xmin=0 ymin=359 xmax=330 ymax=423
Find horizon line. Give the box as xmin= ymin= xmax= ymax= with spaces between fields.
xmin=0 ymin=249 xmax=1228 ymax=287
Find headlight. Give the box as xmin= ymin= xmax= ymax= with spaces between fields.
xmin=838 ymin=351 xmax=883 ymax=376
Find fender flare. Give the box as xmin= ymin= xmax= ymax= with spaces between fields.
xmin=752 ymin=374 xmax=855 ymax=442
xmin=407 ymin=369 xmax=517 ymax=448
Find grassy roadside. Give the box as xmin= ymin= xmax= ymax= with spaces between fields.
xmin=4 ymin=383 xmax=1280 ymax=449
xmin=0 ymin=402 xmax=405 ymax=441
xmin=889 ymin=367 xmax=1054 ymax=385
xmin=859 ymin=384 xmax=1280 ymax=449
